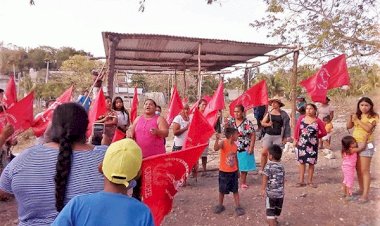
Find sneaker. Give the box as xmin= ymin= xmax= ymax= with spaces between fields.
xmin=235 ymin=207 xmax=245 ymax=216
xmin=213 ymin=205 xmax=225 ymax=214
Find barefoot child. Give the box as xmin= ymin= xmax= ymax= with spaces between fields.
xmin=213 ymin=127 xmax=245 ymax=216
xmin=341 ymin=135 xmax=369 ymax=201
xmin=261 ymin=144 xmax=285 ymax=226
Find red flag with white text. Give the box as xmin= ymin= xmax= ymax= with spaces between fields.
xmin=130 ymin=87 xmax=138 ymax=123
xmin=229 ymin=80 xmax=269 ymax=116
xmin=32 ymin=86 xmax=73 ymax=137
xmin=166 ymin=86 xmax=183 ymax=125
xmin=0 ymin=92 xmax=34 ymax=137
xmin=87 ymin=89 xmax=107 ymax=138
xmin=4 ymin=76 xmax=17 ymax=108
xmin=300 ymin=54 xmax=350 ymax=103
xmin=142 ymin=143 xmax=208 ymax=226
xmin=183 ymin=108 xmax=215 ymax=149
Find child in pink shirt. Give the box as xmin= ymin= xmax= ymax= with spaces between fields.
xmin=341 ymin=135 xmax=369 ymax=201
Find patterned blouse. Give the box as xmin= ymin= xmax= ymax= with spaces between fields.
xmin=227 ymin=118 xmax=255 ymax=152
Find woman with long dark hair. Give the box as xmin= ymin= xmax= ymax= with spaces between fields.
xmin=96 ymin=96 xmax=118 ymax=145
xmin=346 ymin=97 xmax=378 ymax=203
xmin=294 ymin=103 xmax=326 ymax=188
xmin=112 ymin=96 xmax=130 ymax=133
xmin=0 ymin=103 xmax=107 ymax=225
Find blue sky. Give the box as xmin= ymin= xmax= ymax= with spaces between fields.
xmin=0 ymin=0 xmax=275 ymax=57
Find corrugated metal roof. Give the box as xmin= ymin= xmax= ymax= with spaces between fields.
xmin=102 ymin=32 xmax=294 ymax=72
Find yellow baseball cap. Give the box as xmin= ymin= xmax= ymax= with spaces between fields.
xmin=102 ymin=138 xmax=142 ymax=187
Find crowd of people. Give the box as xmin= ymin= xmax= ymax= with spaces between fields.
xmin=0 ymin=88 xmax=378 ymax=225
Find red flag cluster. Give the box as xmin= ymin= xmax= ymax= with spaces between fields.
xmin=32 ymin=86 xmax=73 ymax=137
xmin=300 ymin=54 xmax=350 ymax=103
xmin=183 ymin=108 xmax=215 ymax=149
xmin=142 ymin=143 xmax=208 ymax=226
xmin=0 ymin=92 xmax=34 ymax=138
xmin=229 ymin=80 xmax=269 ymax=116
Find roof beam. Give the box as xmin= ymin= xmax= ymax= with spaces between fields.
xmin=115 ymin=47 xmax=264 ymax=57
xmin=115 ymin=57 xmax=247 ymax=64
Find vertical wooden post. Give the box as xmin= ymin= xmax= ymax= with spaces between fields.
xmin=243 ymin=67 xmax=249 ymax=91
xmin=183 ymin=69 xmax=187 ymax=97
xmin=197 ymin=43 xmax=202 ymax=99
xmin=174 ymin=68 xmax=178 ymax=88
xmin=106 ymin=35 xmax=119 ymax=99
xmin=290 ymin=49 xmax=300 ymax=130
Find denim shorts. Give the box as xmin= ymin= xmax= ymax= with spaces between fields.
xmin=358 ymin=142 xmax=376 ymax=157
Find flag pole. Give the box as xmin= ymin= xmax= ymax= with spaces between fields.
xmin=82 ymin=62 xmax=106 ymax=106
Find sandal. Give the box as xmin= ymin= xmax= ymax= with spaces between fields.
xmin=213 ymin=205 xmax=225 ymax=214
xmin=295 ymin=182 xmax=306 ymax=187
xmin=235 ymin=207 xmax=245 ymax=216
xmin=241 ymin=184 xmax=249 ymax=189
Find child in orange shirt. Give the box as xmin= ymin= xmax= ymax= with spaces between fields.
xmin=213 ymin=127 xmax=245 ymax=216
xmin=322 ymin=115 xmax=333 ymax=150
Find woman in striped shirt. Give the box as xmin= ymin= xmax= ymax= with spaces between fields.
xmin=0 ymin=103 xmax=108 ymax=226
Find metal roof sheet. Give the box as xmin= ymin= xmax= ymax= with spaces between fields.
xmin=102 ymin=32 xmax=294 ymax=72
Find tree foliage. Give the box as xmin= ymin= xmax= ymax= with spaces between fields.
xmin=250 ymin=0 xmax=379 ymax=61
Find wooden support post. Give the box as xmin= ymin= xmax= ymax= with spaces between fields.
xmin=106 ymin=35 xmax=119 ymax=99
xmin=290 ymin=49 xmax=300 ymax=130
xmin=243 ymin=67 xmax=249 ymax=91
xmin=174 ymin=68 xmax=178 ymax=88
xmin=197 ymin=43 xmax=202 ymax=99
xmin=183 ymin=69 xmax=187 ymax=97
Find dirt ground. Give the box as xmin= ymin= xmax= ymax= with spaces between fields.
xmin=1 ymin=94 xmax=380 ymax=226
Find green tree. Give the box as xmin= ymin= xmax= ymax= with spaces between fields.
xmin=250 ymin=0 xmax=379 ymax=61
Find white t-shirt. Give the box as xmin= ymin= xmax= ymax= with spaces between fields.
xmin=317 ymin=104 xmax=334 ymax=120
xmin=173 ymin=114 xmax=190 ymax=147
xmin=116 ymin=111 xmax=129 ymax=128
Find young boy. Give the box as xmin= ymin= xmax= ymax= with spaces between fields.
xmin=261 ymin=144 xmax=285 ymax=226
xmin=52 ymin=139 xmax=154 ymax=226
xmin=322 ymin=115 xmax=334 ymax=150
xmin=213 ymin=127 xmax=245 ymax=216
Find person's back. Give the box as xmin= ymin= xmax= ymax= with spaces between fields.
xmin=53 ymin=191 xmax=153 ymax=226
xmin=0 ymin=145 xmax=106 ymax=225
xmin=53 ymin=138 xmax=154 ymax=226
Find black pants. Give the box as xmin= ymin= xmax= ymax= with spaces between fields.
xmin=132 ymin=176 xmax=142 ymax=201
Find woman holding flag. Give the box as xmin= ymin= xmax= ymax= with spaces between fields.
xmin=227 ymin=104 xmax=256 ymax=189
xmin=128 ymin=98 xmax=169 ymax=200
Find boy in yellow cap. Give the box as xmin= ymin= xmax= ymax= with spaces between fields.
xmin=52 ymin=139 xmax=154 ymax=226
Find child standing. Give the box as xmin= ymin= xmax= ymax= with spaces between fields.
xmin=261 ymin=144 xmax=285 ymax=226
xmin=322 ymin=115 xmax=334 ymax=150
xmin=52 ymin=139 xmax=154 ymax=226
xmin=213 ymin=127 xmax=245 ymax=216
xmin=341 ymin=135 xmax=368 ymax=201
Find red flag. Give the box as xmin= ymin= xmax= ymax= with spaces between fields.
xmin=189 ymin=99 xmax=200 ymax=114
xmin=182 ymin=97 xmax=188 ymax=105
xmin=111 ymin=128 xmax=125 ymax=143
xmin=183 ymin=108 xmax=215 ymax=149
xmin=31 ymin=86 xmax=73 ymax=137
xmin=130 ymin=87 xmax=138 ymax=123
xmin=4 ymin=76 xmax=17 ymax=108
xmin=0 ymin=92 xmax=34 ymax=137
xmin=203 ymin=81 xmax=225 ymax=126
xmin=87 ymin=89 xmax=107 ymax=138
xmin=142 ymin=143 xmax=208 ymax=226
xmin=229 ymin=80 xmax=269 ymax=116
xmin=166 ymin=86 xmax=183 ymax=125
xmin=300 ymin=54 xmax=350 ymax=103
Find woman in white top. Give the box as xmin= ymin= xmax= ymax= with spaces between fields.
xmin=172 ymin=104 xmax=190 ymax=151
xmin=112 ymin=96 xmax=130 ymax=133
